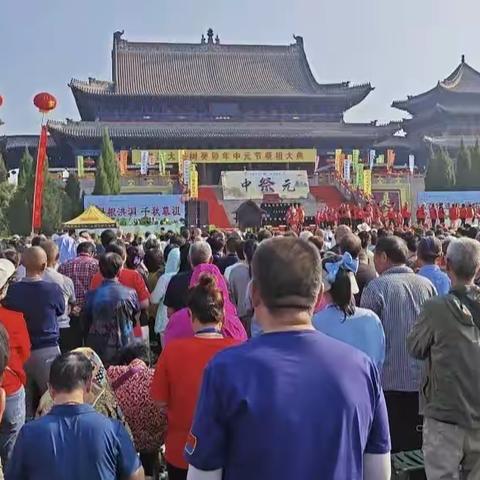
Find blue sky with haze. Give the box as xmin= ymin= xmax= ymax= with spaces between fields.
xmin=0 ymin=0 xmax=477 ymax=134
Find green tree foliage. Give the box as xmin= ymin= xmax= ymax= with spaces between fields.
xmin=0 ymin=153 xmax=8 ymax=184
xmin=63 ymin=173 xmax=82 ymax=220
xmin=425 ymin=146 xmax=456 ymax=191
xmin=456 ymin=140 xmax=472 ymax=190
xmin=41 ymin=158 xmax=67 ymax=235
xmin=93 ymin=153 xmax=111 ymax=195
xmin=0 ymin=182 xmax=14 ymax=235
xmin=98 ymin=129 xmax=120 ymax=194
xmin=18 ymin=148 xmax=34 ymax=189
xmin=469 ymin=139 xmax=480 ymax=189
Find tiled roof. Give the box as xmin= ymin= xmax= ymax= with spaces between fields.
xmin=71 ymin=33 xmax=372 ymax=104
xmin=424 ymin=134 xmax=480 ymax=149
xmin=48 ymin=120 xmax=399 ymax=141
xmin=393 ymin=58 xmax=480 ymax=113
xmin=1 ymin=135 xmax=56 ymax=150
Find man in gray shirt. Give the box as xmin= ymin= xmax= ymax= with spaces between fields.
xmin=40 ymin=241 xmax=76 ymax=353
xmin=361 ymin=235 xmax=436 ymax=453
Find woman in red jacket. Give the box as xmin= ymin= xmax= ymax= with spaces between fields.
xmin=0 ymin=258 xmax=30 ymax=469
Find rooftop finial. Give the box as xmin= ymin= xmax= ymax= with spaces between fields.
xmin=461 ymin=54 xmax=466 ymax=63
xmin=293 ymin=34 xmax=303 ymax=47
xmin=215 ymin=34 xmax=220 ymax=45
xmin=201 ymin=34 xmax=206 ymax=44
xmin=207 ymin=28 xmax=214 ymax=44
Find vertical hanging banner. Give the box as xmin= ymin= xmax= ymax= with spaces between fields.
xmin=158 ymin=151 xmax=167 ymax=175
xmin=408 ymin=154 xmax=415 ymax=174
xmin=76 ymin=155 xmax=85 ymax=178
xmin=343 ymin=158 xmax=352 ymax=182
xmin=119 ymin=150 xmax=128 ymax=175
xmin=376 ymin=154 xmax=385 ymax=165
xmin=178 ymin=149 xmax=185 ymax=185
xmin=334 ymin=149 xmax=342 ymax=174
xmin=363 ymin=169 xmax=372 ymax=195
xmin=32 ymin=125 xmax=48 ymax=232
xmin=386 ymin=149 xmax=396 ymax=170
xmin=369 ymin=149 xmax=376 ymax=169
xmin=183 ymin=159 xmax=191 ymax=190
xmin=189 ymin=163 xmax=199 ymax=199
xmin=356 ymin=163 xmax=364 ymax=188
xmin=140 ymin=151 xmax=149 ymax=175
xmin=352 ymin=149 xmax=360 ymax=167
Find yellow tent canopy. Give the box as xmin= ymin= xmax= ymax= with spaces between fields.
xmin=63 ymin=205 xmax=117 ymax=229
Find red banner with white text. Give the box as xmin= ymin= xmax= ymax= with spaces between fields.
xmin=31 ymin=125 xmax=48 ymax=232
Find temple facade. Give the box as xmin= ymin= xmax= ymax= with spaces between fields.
xmin=391 ymin=56 xmax=480 ymax=165
xmin=40 ymin=29 xmax=399 ymax=182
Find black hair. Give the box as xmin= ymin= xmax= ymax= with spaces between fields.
xmin=0 ymin=249 xmax=20 ymax=268
xmin=235 ymin=241 xmax=246 ymax=261
xmin=180 ymin=226 xmax=190 ymax=241
xmin=187 ymin=274 xmax=224 ymax=325
xmin=76 ymin=241 xmax=96 ymax=256
xmin=125 ymin=245 xmax=144 ymax=270
xmin=100 ymin=229 xmax=116 ymax=248
xmin=31 ymin=235 xmax=44 ymax=247
xmin=115 ymin=340 xmax=150 ymax=366
xmin=358 ymin=231 xmax=371 ymax=250
xmin=225 ymin=236 xmax=240 ymax=255
xmin=323 ymin=255 xmax=355 ymax=320
xmin=402 ymin=231 xmax=419 ymax=254
xmin=144 ymin=248 xmax=164 ymax=274
xmin=49 ymin=352 xmax=93 ymax=393
xmin=376 ymin=236 xmax=408 ymax=264
xmin=105 ymin=240 xmax=126 ymax=259
xmin=207 ymin=234 xmax=225 ymax=254
xmin=243 ymin=239 xmax=258 ymax=278
xmin=99 ymin=252 xmax=123 ymax=279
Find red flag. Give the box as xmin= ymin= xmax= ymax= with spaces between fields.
xmin=31 ymin=125 xmax=48 ymax=232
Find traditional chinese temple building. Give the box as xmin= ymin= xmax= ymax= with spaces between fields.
xmin=391 ymin=56 xmax=480 ymax=165
xmin=43 ymin=29 xmax=399 ymax=183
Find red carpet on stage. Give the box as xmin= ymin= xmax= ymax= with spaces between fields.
xmin=198 ymin=187 xmax=231 ymax=228
xmin=309 ymin=186 xmax=345 ymax=208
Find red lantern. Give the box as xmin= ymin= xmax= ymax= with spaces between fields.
xmin=33 ymin=92 xmax=57 ymax=113
xmin=0 ymin=96 xmax=3 ymax=107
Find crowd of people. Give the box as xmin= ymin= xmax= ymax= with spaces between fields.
xmin=0 ymin=214 xmax=477 ymax=479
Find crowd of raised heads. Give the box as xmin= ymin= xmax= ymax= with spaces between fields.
xmin=0 ymin=220 xmax=478 ymax=479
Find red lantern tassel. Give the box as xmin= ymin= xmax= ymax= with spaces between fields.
xmin=31 ymin=125 xmax=48 ymax=233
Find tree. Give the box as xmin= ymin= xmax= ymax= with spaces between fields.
xmin=424 ymin=146 xmax=455 ymax=191
xmin=469 ymin=139 xmax=480 ymax=190
xmin=18 ymin=148 xmax=34 ymax=189
xmin=0 ymin=153 xmax=8 ymax=184
xmin=455 ymin=140 xmax=472 ymax=190
xmin=99 ymin=129 xmax=120 ymax=194
xmin=41 ymin=158 xmax=66 ymax=235
xmin=63 ymin=173 xmax=82 ymax=219
xmin=93 ymin=153 xmax=110 ymax=195
xmin=0 ymin=182 xmax=14 ymax=235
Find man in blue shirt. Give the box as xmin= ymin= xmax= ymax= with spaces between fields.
xmin=6 ymin=351 xmax=144 ymax=480
xmin=84 ymin=253 xmax=139 ymax=366
xmin=3 ymin=246 xmax=65 ymax=418
xmin=186 ymin=237 xmax=391 ymax=480
xmin=417 ymin=236 xmax=451 ymax=295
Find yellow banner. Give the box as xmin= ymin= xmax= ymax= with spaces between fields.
xmin=133 ymin=149 xmax=316 ymax=164
xmin=189 ymin=165 xmax=199 ymax=199
xmin=76 ymin=156 xmax=84 ymax=178
xmin=363 ymin=169 xmax=372 ymax=196
xmin=352 ymin=149 xmax=360 ymax=166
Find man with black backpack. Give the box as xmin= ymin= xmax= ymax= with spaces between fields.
xmin=408 ymin=237 xmax=480 ymax=479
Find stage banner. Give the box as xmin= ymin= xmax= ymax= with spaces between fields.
xmin=352 ymin=149 xmax=360 ymax=167
xmin=387 ymin=149 xmax=396 ymax=170
xmin=184 ymin=149 xmax=316 ymax=164
xmin=363 ymin=169 xmax=372 ymax=196
xmin=84 ymin=194 xmax=185 ymax=227
xmin=334 ymin=154 xmax=342 ymax=175
xmin=369 ymin=149 xmax=376 ymax=169
xmin=189 ymin=164 xmax=199 ymax=199
xmin=343 ymin=159 xmax=352 ymax=183
xmin=119 ymin=151 xmax=128 ymax=175
xmin=409 ymin=154 xmax=415 ymax=174
xmin=140 ymin=151 xmax=149 ymax=175
xmin=222 ymin=170 xmax=309 ymax=200
xmin=32 ymin=125 xmax=48 ymax=232
xmin=132 ymin=150 xmax=179 ymax=165
xmin=76 ymin=155 xmax=85 ymax=178
xmin=355 ymin=163 xmax=364 ymax=188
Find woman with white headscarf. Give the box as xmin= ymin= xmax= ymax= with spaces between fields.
xmin=151 ymin=247 xmax=180 ymax=346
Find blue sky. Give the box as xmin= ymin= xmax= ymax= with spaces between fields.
xmin=0 ymin=0 xmax=477 ymax=134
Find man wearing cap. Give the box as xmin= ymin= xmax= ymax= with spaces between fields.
xmin=0 ymin=259 xmax=30 ymax=469
xmin=417 ymin=237 xmax=451 ymax=295
xmin=185 ymin=237 xmax=391 ymax=480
